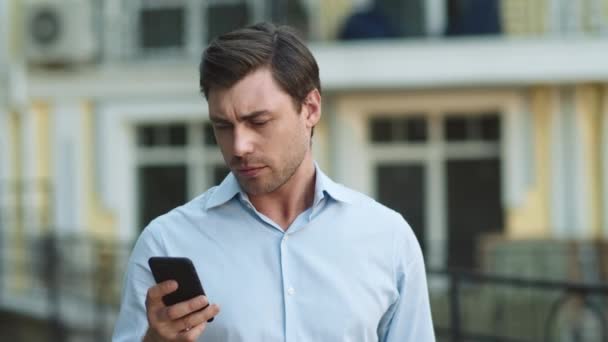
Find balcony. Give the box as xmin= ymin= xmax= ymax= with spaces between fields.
xmin=17 ymin=0 xmax=608 ymax=100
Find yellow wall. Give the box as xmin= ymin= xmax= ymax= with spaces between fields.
xmin=604 ymin=85 xmax=608 ymax=234
xmin=501 ymin=0 xmax=548 ymax=35
xmin=31 ymin=101 xmax=52 ymax=231
xmin=576 ymin=84 xmax=604 ymax=238
xmin=604 ymin=0 xmax=608 ymax=29
xmin=506 ymin=86 xmax=552 ymax=239
xmin=81 ymin=101 xmax=116 ymax=238
xmin=318 ymin=0 xmax=353 ymax=40
xmin=7 ymin=109 xmax=26 ymax=291
xmin=506 ymin=84 xmax=607 ymax=239
xmin=8 ymin=110 xmax=21 ymax=232
xmin=7 ymin=0 xmax=21 ymax=60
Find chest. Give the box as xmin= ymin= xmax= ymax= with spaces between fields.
xmin=164 ymin=224 xmax=397 ymax=341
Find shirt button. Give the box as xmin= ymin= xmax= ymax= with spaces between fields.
xmin=283 ymin=235 xmax=289 ymax=241
xmin=287 ymin=287 xmax=296 ymax=296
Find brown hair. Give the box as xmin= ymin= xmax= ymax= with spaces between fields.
xmin=199 ymin=22 xmax=321 ymax=111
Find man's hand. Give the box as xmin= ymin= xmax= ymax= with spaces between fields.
xmin=144 ymin=280 xmax=220 ymax=342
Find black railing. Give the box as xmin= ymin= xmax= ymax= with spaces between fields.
xmin=429 ymin=268 xmax=608 ymax=342
xmin=0 ymin=234 xmax=133 ymax=341
xmin=1 ymin=233 xmax=608 ymax=341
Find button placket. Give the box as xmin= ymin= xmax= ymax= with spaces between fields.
xmin=279 ymin=232 xmax=293 ymax=339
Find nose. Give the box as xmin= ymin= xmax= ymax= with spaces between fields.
xmin=232 ymin=125 xmax=254 ymax=157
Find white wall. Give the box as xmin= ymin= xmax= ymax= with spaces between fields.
xmin=551 ymin=87 xmax=589 ymax=238
xmin=52 ymin=101 xmax=85 ymax=233
xmin=502 ymin=93 xmax=532 ymax=209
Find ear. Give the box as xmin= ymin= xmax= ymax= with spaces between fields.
xmin=301 ymin=89 xmax=321 ymax=129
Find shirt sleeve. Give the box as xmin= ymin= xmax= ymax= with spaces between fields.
xmin=380 ymin=217 xmax=436 ymax=342
xmin=112 ymin=223 xmax=166 ymax=342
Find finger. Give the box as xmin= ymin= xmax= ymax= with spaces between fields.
xmin=187 ymin=303 xmax=220 ymax=326
xmin=197 ymin=303 xmax=220 ymax=323
xmin=177 ymin=305 xmax=220 ymax=341
xmin=146 ymin=281 xmax=178 ymax=319
xmin=179 ymin=321 xmax=207 ymax=341
xmin=164 ymin=295 xmax=209 ymax=321
xmin=147 ymin=280 xmax=178 ymax=302
xmin=170 ymin=303 xmax=220 ymax=335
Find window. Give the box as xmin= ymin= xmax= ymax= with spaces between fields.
xmin=205 ymin=2 xmax=250 ymax=42
xmin=370 ymin=118 xmax=393 ymax=143
xmin=269 ymin=0 xmax=311 ymax=39
xmin=369 ymin=115 xmax=428 ymax=143
xmin=139 ymin=7 xmax=185 ymax=49
xmin=135 ymin=121 xmax=226 ymax=229
xmin=137 ymin=124 xmax=187 ymax=147
xmin=202 ymin=122 xmax=218 ymax=146
xmin=338 ymin=0 xmax=433 ymax=40
xmin=376 ymin=164 xmax=426 ymax=253
xmin=131 ymin=0 xmax=190 ymax=57
xmin=128 ymin=0 xmax=264 ymax=58
xmin=378 ymin=0 xmax=426 ymax=37
xmin=444 ymin=117 xmax=468 ymax=141
xmin=446 ymin=159 xmax=503 ymax=269
xmin=138 ymin=165 xmax=187 ymax=228
xmin=213 ymin=165 xmax=231 ymax=185
xmin=444 ymin=113 xmax=500 ymax=142
xmin=445 ymin=0 xmax=501 ymax=36
xmin=118 ymin=0 xmax=322 ymax=60
xmin=368 ymin=108 xmax=503 ymax=270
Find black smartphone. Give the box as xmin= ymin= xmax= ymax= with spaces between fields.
xmin=148 ymin=256 xmax=214 ymax=322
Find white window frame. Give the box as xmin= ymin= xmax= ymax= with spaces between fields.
xmin=425 ymin=0 xmax=447 ymax=37
xmin=134 ymin=122 xmax=224 ymax=201
xmin=98 ymin=99 xmax=224 ymax=243
xmin=549 ymin=0 xmax=608 ymax=35
xmin=120 ymin=0 xmax=268 ymax=60
xmin=331 ymin=90 xmax=522 ymax=273
xmin=367 ymin=110 xmax=502 ymax=270
xmin=126 ymin=0 xmax=192 ymax=58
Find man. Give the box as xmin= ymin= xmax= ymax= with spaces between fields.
xmin=113 ymin=22 xmax=434 ymax=342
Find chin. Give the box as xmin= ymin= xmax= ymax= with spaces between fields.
xmin=239 ymin=179 xmax=282 ymax=196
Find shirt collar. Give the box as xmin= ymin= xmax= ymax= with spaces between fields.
xmin=313 ymin=163 xmax=353 ymax=204
xmin=204 ymin=163 xmax=353 ymax=211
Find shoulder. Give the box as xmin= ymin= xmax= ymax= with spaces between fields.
xmin=335 ymin=183 xmax=408 ymax=228
xmin=334 ymin=183 xmax=423 ymax=267
xmin=329 ymin=182 xmax=417 ymax=245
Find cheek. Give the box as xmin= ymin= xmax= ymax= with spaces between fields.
xmin=215 ymin=134 xmax=233 ymax=154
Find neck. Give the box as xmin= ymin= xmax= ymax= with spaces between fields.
xmin=248 ymin=154 xmax=316 ymax=230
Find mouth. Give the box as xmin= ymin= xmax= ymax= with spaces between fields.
xmin=236 ymin=166 xmax=266 ymax=178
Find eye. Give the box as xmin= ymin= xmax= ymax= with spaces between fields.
xmin=213 ymin=122 xmax=232 ymax=130
xmin=250 ymin=118 xmax=271 ymax=127
xmin=252 ymin=120 xmax=268 ymax=126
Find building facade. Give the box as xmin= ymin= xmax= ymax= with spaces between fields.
xmin=1 ymin=0 xmax=608 ymax=338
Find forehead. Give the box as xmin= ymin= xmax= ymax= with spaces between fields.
xmin=207 ymin=68 xmax=292 ymax=117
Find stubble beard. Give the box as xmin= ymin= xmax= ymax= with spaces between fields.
xmin=236 ymin=132 xmax=309 ymax=196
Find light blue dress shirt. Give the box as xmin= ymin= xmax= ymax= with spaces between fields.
xmin=112 ymin=165 xmax=435 ymax=341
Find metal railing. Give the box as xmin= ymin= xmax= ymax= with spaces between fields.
xmin=1 ymin=234 xmax=608 ymax=341
xmin=0 ymin=234 xmax=132 ymax=341
xmin=429 ymin=268 xmax=608 ymax=342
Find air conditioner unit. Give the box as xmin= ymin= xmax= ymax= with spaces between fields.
xmin=25 ymin=0 xmax=98 ymax=65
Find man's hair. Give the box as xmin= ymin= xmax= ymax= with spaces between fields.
xmin=199 ymin=22 xmax=321 ymax=111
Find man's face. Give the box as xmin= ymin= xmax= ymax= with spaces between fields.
xmin=207 ymin=68 xmax=320 ymax=195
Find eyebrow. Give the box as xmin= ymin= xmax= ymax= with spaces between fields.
xmin=240 ymin=110 xmax=270 ymax=120
xmin=210 ymin=110 xmax=270 ymax=123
